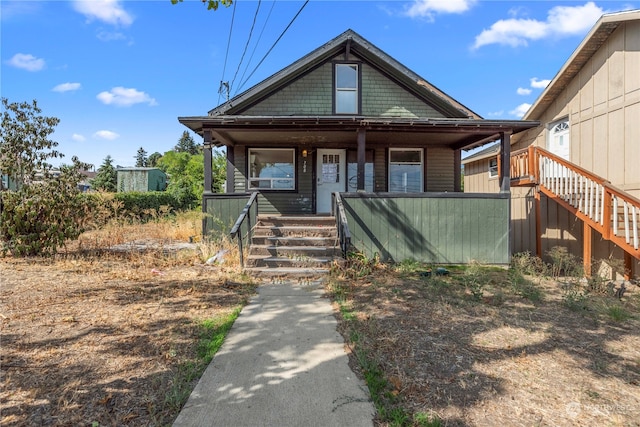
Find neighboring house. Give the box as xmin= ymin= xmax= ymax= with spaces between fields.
xmin=463 ymin=10 xmax=640 ymax=279
xmin=117 ymin=168 xmax=167 ymax=192
xmin=1 ymin=171 xmax=16 ymax=191
xmin=178 ymin=29 xmax=537 ymax=264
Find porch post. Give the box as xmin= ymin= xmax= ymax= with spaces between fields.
xmin=357 ymin=128 xmax=366 ymax=191
xmin=454 ymin=149 xmax=462 ymax=192
xmin=203 ymin=129 xmax=213 ymax=194
xmin=226 ymin=146 xmax=234 ymax=193
xmin=499 ymin=132 xmax=511 ymax=193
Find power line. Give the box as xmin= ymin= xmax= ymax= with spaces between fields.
xmin=217 ymin=0 xmax=238 ymax=104
xmin=236 ymin=0 xmax=276 ymax=97
xmin=237 ymin=0 xmax=309 ymax=93
xmin=229 ymin=0 xmax=261 ymax=95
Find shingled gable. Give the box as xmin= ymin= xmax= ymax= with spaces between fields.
xmin=209 ymin=29 xmax=477 ymax=119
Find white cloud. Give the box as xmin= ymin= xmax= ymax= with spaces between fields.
xmin=72 ymin=0 xmax=133 ymax=26
xmin=97 ymin=87 xmax=157 ymax=107
xmin=404 ymin=0 xmax=475 ymax=20
xmin=96 ymin=31 xmax=126 ymax=42
xmin=473 ymin=2 xmax=604 ymax=49
xmin=530 ymin=77 xmax=551 ymax=89
xmin=517 ymin=87 xmax=532 ymax=95
xmin=72 ymin=133 xmax=86 ymax=142
xmin=510 ymin=103 xmax=532 ymax=118
xmin=53 ymin=82 xmax=82 ymax=93
xmin=6 ymin=53 xmax=45 ymax=71
xmin=486 ymin=110 xmax=505 ymax=118
xmin=93 ymin=130 xmax=120 ymax=140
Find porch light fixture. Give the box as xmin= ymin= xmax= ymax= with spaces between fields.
xmin=302 ymin=149 xmax=308 ymax=157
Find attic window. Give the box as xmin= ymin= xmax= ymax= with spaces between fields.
xmin=335 ymin=63 xmax=358 ymax=114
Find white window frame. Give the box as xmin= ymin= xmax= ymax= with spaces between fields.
xmin=388 ymin=148 xmax=423 ymax=193
xmin=247 ymin=148 xmax=295 ymax=190
xmin=488 ymin=158 xmax=498 ymax=178
xmin=547 ymin=118 xmax=570 ymax=160
xmin=335 ymin=63 xmax=359 ymax=114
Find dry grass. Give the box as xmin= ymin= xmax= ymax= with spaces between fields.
xmin=0 ymin=212 xmax=256 ymax=426
xmin=329 ymin=258 xmax=640 ymax=426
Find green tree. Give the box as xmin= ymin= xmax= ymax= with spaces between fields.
xmin=91 ymin=155 xmax=117 ymax=192
xmin=171 ymin=0 xmax=232 ymax=11
xmin=0 ymin=98 xmax=95 ymax=256
xmin=135 ymin=147 xmax=148 ymax=167
xmin=175 ymin=131 xmax=200 ymax=155
xmin=0 ymin=98 xmax=61 ymax=190
xmin=158 ymin=151 xmax=202 ymax=208
xmin=212 ymin=148 xmax=227 ymax=193
xmin=148 ymin=151 xmax=162 ymax=167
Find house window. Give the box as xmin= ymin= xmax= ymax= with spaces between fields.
xmin=389 ymin=148 xmax=423 ymax=192
xmin=248 ymin=148 xmax=295 ymax=190
xmin=335 ymin=64 xmax=358 ymax=114
xmin=488 ymin=158 xmax=498 ymax=178
xmin=347 ymin=150 xmax=374 ymax=192
xmin=547 ymin=118 xmax=570 ymax=160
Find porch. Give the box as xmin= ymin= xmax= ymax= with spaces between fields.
xmin=203 ymin=191 xmax=511 ymax=267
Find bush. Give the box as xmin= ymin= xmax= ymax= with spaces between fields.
xmin=112 ymin=191 xmax=191 ymax=220
xmin=1 ymin=175 xmax=98 ymax=256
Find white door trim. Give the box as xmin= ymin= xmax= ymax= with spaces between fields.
xmin=316 ymin=149 xmax=346 ymax=214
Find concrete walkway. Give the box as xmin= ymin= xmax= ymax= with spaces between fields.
xmin=172 ymin=280 xmax=375 ymax=427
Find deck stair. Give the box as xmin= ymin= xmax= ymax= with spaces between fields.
xmin=244 ymin=216 xmax=343 ymax=279
xmin=510 ymin=145 xmax=640 ymax=273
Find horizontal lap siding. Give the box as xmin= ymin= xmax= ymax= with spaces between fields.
xmin=426 ymin=147 xmax=454 ymax=191
xmin=342 ymin=195 xmax=510 ymax=264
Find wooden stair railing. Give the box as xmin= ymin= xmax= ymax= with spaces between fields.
xmin=510 ymin=145 xmax=640 ymax=274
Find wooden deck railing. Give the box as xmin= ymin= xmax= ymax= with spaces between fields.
xmin=511 ymin=146 xmax=640 ymax=260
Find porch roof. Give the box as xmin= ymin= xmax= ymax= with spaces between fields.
xmin=178 ymin=115 xmax=539 ymax=151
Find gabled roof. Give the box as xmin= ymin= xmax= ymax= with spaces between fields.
xmin=209 ymin=29 xmax=480 ymax=119
xmin=524 ymin=9 xmax=640 ymax=120
xmin=461 ymin=142 xmax=500 ymax=164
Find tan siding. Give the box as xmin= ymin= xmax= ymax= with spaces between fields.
xmin=426 ymin=147 xmax=454 ymax=192
xmin=625 ymin=21 xmax=640 ymax=94
xmin=625 ymin=102 xmax=640 ymax=195
xmin=608 ymin=108 xmax=625 ymax=185
xmin=463 ymin=158 xmax=500 ymax=193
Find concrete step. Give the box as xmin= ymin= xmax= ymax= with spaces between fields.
xmin=246 ymin=255 xmax=336 ymax=269
xmin=251 ymin=236 xmax=337 ymax=247
xmin=252 ymin=226 xmax=337 ymax=238
xmin=257 ymin=215 xmax=335 ymax=227
xmin=243 ymin=267 xmax=332 ymax=280
xmin=250 ymin=245 xmax=342 ymax=258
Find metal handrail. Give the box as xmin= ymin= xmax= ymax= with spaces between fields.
xmin=230 ymin=191 xmax=258 ymax=268
xmin=332 ymin=192 xmax=351 ymax=257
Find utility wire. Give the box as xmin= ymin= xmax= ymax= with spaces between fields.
xmin=229 ymin=0 xmax=261 ymax=95
xmin=217 ymin=0 xmax=238 ymax=104
xmin=236 ymin=0 xmax=276 ymax=96
xmin=237 ymin=0 xmax=309 ymax=93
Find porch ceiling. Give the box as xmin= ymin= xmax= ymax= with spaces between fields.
xmin=178 ymin=116 xmax=539 ymax=151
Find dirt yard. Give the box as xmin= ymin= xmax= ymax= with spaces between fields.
xmin=0 ymin=219 xmax=256 ymax=426
xmin=2 ymin=216 xmax=639 ymax=426
xmin=329 ymin=259 xmax=640 ymax=426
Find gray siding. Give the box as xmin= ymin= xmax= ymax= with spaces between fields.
xmin=361 ymin=66 xmax=445 ymax=118
xmin=342 ymin=193 xmax=510 ymax=264
xmin=242 ymin=55 xmax=447 ymax=118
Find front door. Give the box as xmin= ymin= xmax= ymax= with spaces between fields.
xmin=316 ymin=149 xmax=346 ymax=214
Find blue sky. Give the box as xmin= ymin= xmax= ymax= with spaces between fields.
xmin=2 ymin=0 xmax=637 ymax=169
